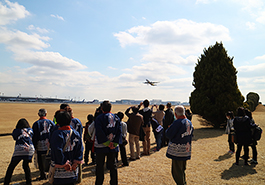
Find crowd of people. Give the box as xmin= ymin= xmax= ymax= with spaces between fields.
xmin=3 ymin=99 xmax=260 ymax=185
xmin=225 ymin=107 xmax=260 ymax=166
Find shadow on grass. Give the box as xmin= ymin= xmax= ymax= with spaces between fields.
xmin=82 ymin=163 xmax=97 ymax=178
xmin=214 ymin=153 xmax=233 ymax=161
xmin=221 ymin=162 xmax=257 ymax=180
xmin=190 ymin=116 xmax=225 ymax=141
xmin=192 ymin=127 xmax=224 ymax=141
xmin=81 ymin=143 xmax=160 ymax=180
xmin=0 ymin=133 xmax=12 ymax=137
xmin=0 ymin=170 xmax=39 ymax=184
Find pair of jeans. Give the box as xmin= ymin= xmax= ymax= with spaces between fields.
xmin=4 ymin=159 xmax=32 ymax=185
xmin=228 ymin=134 xmax=235 ymax=152
xmin=95 ymin=152 xmax=117 ymax=185
xmin=162 ymin=128 xmax=169 ymax=147
xmin=155 ymin=132 xmax=162 ymax=151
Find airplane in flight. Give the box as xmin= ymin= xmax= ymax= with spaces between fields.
xmin=143 ymin=79 xmax=159 ymax=86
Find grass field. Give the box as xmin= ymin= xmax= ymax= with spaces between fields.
xmin=0 ymin=102 xmax=264 ymax=185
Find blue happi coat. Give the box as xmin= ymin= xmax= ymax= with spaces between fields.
xmin=166 ymin=117 xmax=193 ymax=161
xmin=94 ymin=112 xmax=122 ymax=153
xmin=12 ymin=128 xmax=35 ymax=161
xmin=50 ymin=126 xmax=83 ymax=185
xmin=32 ymin=117 xmax=55 ymax=153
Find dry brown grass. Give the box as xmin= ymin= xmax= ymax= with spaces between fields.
xmin=0 ymin=103 xmax=265 ymax=185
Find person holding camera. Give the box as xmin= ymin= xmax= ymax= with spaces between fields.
xmin=138 ymin=100 xmax=152 ymax=155
xmin=125 ymin=105 xmax=144 ymax=160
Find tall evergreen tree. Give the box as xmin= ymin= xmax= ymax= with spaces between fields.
xmin=189 ymin=42 xmax=244 ymax=127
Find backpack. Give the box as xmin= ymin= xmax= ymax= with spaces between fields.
xmin=253 ymin=126 xmax=262 ymax=141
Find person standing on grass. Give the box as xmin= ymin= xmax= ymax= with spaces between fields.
xmin=233 ymin=107 xmax=254 ymax=165
xmin=32 ymin=108 xmax=55 ymax=181
xmin=84 ymin=114 xmax=96 ymax=165
xmin=150 ymin=118 xmax=164 ymax=151
xmin=94 ymin=101 xmax=122 ymax=185
xmin=244 ymin=109 xmax=259 ymax=164
xmin=50 ymin=111 xmax=83 ymax=185
xmin=125 ymin=106 xmax=144 ymax=160
xmin=152 ymin=104 xmax=165 ymax=126
xmin=68 ymin=108 xmax=83 ymax=138
xmin=185 ymin=109 xmax=192 ymax=121
xmin=94 ymin=103 xmax=103 ymax=119
xmin=166 ymin=105 xmax=193 ymax=185
xmin=67 ymin=107 xmax=83 ymax=183
xmin=4 ymin=118 xmax=35 ymax=185
xmin=225 ymin=111 xmax=235 ymax=154
xmin=53 ymin=103 xmax=70 ymax=125
xmin=138 ymin=100 xmax=152 ymax=155
xmin=152 ymin=104 xmax=165 ymax=152
xmin=162 ymin=102 xmax=175 ymax=147
xmin=116 ymin=111 xmax=129 ymax=166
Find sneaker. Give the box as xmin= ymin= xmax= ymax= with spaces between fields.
xmin=250 ymin=159 xmax=258 ymax=164
xmin=228 ymin=150 xmax=235 ymax=154
xmin=36 ymin=176 xmax=47 ymax=181
xmin=122 ymin=163 xmax=129 ymax=167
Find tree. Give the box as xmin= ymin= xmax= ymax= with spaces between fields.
xmin=245 ymin=92 xmax=260 ymax=111
xmin=189 ymin=42 xmax=244 ymax=128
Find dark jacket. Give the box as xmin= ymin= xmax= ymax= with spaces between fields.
xmin=94 ymin=112 xmax=122 ymax=153
xmin=138 ymin=107 xmax=152 ymax=127
xmin=164 ymin=108 xmax=174 ymax=129
xmin=233 ymin=116 xmax=254 ymax=145
xmin=125 ymin=108 xmax=144 ymax=136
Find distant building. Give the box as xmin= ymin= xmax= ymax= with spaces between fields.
xmin=0 ymin=95 xmax=189 ymax=106
xmin=181 ymin=102 xmax=190 ymax=106
xmin=150 ymin=99 xmax=162 ymax=105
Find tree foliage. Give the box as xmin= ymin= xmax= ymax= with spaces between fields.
xmin=189 ymin=42 xmax=244 ymax=127
xmin=245 ymin=92 xmax=260 ymax=111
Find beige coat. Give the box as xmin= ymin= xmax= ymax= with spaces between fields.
xmin=152 ymin=110 xmax=165 ymax=126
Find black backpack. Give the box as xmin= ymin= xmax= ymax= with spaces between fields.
xmin=253 ymin=126 xmax=262 ymax=141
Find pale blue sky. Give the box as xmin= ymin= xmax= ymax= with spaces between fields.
xmin=0 ymin=0 xmax=265 ymax=103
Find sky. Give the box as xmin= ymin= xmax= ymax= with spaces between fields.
xmin=0 ymin=0 xmax=265 ymax=103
